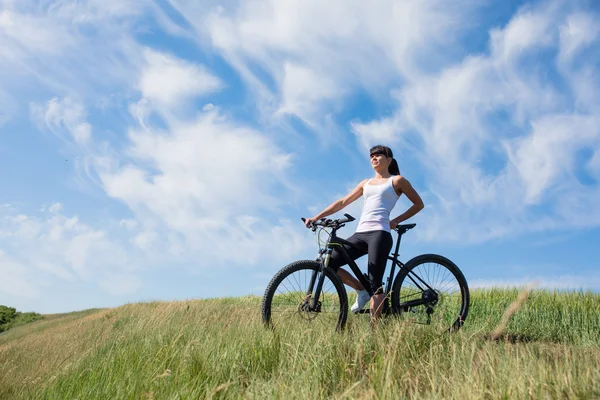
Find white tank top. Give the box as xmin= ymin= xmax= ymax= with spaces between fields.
xmin=355 ymin=176 xmax=400 ymax=233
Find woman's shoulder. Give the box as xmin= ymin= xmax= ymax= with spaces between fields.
xmin=391 ymin=175 xmax=406 ymax=195
xmin=392 ymin=175 xmax=405 ymax=183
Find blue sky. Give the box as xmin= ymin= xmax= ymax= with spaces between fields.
xmin=1 ymin=0 xmax=599 ymax=314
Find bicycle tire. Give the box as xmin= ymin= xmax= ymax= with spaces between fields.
xmin=390 ymin=254 xmax=470 ymax=332
xmin=261 ymin=260 xmax=348 ymax=332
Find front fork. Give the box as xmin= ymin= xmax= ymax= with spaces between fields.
xmin=307 ymin=248 xmax=331 ymax=310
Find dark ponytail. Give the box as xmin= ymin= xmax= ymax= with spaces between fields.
xmin=389 ymin=158 xmax=400 ymax=175
xmin=369 ymin=144 xmax=401 ymax=175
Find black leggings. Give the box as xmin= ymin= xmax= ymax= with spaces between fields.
xmin=327 ymin=230 xmax=393 ymax=294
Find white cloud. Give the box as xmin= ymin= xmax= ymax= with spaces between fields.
xmin=506 ymin=114 xmax=600 ymax=204
xmin=351 ymin=115 xmax=407 ymax=154
xmin=138 ymin=49 xmax=222 ymax=109
xmin=0 ymin=204 xmax=142 ymax=300
xmin=0 ymin=7 xmax=75 ymax=57
xmin=32 ymin=97 xmax=92 ymax=148
xmin=276 ymin=63 xmax=339 ymax=125
xmin=30 ymin=89 xmax=311 ymax=274
xmin=94 ymin=105 xmax=311 ymax=263
xmin=102 ymin=108 xmax=292 ymax=224
xmin=48 ymin=203 xmax=62 ymax=214
xmin=172 ymin=0 xmax=483 ymax=135
xmin=489 ymin=5 xmax=555 ymax=63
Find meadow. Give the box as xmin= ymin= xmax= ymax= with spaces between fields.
xmin=0 ymin=288 xmax=599 ymax=399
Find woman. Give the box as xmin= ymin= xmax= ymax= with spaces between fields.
xmin=304 ymin=145 xmax=424 ymax=320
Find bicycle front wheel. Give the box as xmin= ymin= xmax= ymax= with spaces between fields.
xmin=391 ymin=254 xmax=470 ymax=332
xmin=261 ymin=260 xmax=348 ymax=332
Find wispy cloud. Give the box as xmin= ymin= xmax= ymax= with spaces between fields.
xmin=170 ymin=0 xmax=482 ymax=138
xmin=0 ymin=0 xmax=156 ymax=107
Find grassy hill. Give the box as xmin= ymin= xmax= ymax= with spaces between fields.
xmin=1 ymin=288 xmax=599 ymax=399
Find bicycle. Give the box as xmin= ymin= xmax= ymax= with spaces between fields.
xmin=261 ymin=213 xmax=470 ymax=332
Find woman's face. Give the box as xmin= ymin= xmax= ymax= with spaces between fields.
xmin=370 ymin=152 xmax=390 ymax=171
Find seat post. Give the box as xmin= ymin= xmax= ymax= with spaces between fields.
xmin=392 ymin=229 xmax=403 ymax=258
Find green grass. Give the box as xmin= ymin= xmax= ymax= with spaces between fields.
xmin=1 ymin=289 xmax=599 ymax=399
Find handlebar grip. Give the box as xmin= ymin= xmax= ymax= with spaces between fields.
xmin=301 ymin=217 xmax=317 ymax=230
xmin=343 ymin=213 xmax=355 ymax=222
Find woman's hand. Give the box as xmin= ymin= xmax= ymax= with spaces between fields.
xmin=390 ymin=218 xmax=399 ymax=230
xmin=304 ymin=217 xmax=318 ymax=228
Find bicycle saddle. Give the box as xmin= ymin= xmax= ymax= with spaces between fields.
xmin=393 ymin=223 xmax=416 ymax=234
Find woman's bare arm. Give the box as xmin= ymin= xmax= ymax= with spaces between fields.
xmin=391 ymin=176 xmax=424 ymax=228
xmin=304 ymin=179 xmax=367 ymax=227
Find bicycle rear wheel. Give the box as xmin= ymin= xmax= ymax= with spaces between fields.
xmin=391 ymin=254 xmax=469 ymax=332
xmin=261 ymin=260 xmax=348 ymax=332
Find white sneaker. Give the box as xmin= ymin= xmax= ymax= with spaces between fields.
xmin=351 ymin=289 xmax=371 ymax=313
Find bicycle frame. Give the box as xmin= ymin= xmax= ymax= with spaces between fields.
xmin=308 ymin=225 xmax=438 ymax=312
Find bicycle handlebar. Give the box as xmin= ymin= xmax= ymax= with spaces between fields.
xmin=301 ymin=213 xmax=356 ymax=231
